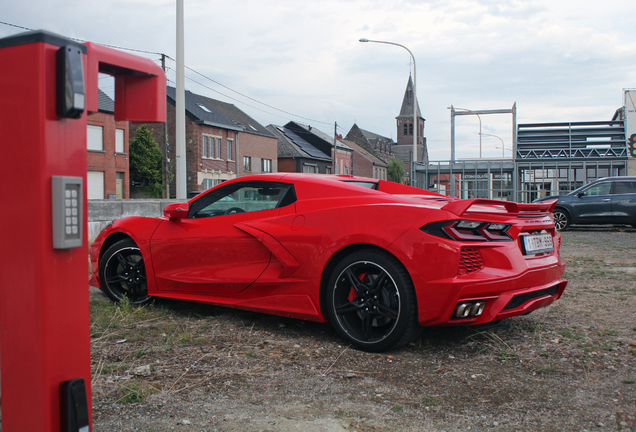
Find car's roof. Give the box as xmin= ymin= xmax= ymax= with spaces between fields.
xmin=592 ymin=176 xmax=636 ymax=182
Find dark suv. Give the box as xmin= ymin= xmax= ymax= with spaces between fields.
xmin=534 ymin=176 xmax=636 ymax=230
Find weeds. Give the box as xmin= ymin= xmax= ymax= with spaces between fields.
xmin=560 ymin=328 xmax=585 ymax=340
xmin=535 ymin=365 xmax=557 ymax=374
xmin=421 ymin=396 xmax=439 ymax=407
xmin=117 ymin=382 xmax=156 ymax=404
xmin=498 ymin=351 xmax=518 ymax=361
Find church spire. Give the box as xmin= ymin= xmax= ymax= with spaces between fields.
xmin=396 ymin=75 xmax=422 ymax=119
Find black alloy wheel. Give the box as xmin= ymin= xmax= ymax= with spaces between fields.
xmin=553 ymin=209 xmax=570 ymax=231
xmin=99 ymin=238 xmax=151 ymax=305
xmin=326 ymin=250 xmax=420 ymax=352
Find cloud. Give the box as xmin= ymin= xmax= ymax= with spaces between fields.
xmin=2 ymin=0 xmax=636 ymax=162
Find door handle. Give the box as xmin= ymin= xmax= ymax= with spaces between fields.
xmin=602 ymin=199 xmax=611 ymax=202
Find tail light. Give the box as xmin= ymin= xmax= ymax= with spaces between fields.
xmin=421 ymin=220 xmax=512 ymax=241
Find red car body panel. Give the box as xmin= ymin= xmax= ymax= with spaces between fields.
xmin=90 ymin=173 xmax=567 ymax=327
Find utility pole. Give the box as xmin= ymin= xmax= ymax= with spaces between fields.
xmin=161 ymin=54 xmax=170 ymax=198
xmin=175 ymin=0 xmax=186 ymax=199
xmin=333 ymin=122 xmax=338 ymax=174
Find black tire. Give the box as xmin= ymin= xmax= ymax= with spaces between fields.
xmin=99 ymin=238 xmax=152 ymax=305
xmin=553 ymin=209 xmax=570 ymax=231
xmin=326 ymin=250 xmax=420 ymax=352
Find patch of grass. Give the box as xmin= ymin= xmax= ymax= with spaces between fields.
xmin=135 ymin=349 xmax=147 ymax=358
xmin=100 ymin=362 xmax=124 ymax=374
xmin=246 ymin=352 xmax=256 ymax=358
xmin=622 ymin=380 xmax=635 ymax=385
xmin=421 ymin=396 xmax=439 ymax=407
xmin=498 ymin=351 xmax=518 ymax=361
xmin=117 ymin=382 xmax=156 ymax=404
xmin=560 ymin=329 xmax=585 ymax=340
xmin=578 ymin=343 xmax=598 ymax=353
xmin=535 ymin=365 xmax=557 ymax=374
xmin=595 ymin=329 xmax=619 ymax=337
xmin=392 ymin=405 xmax=404 ymax=412
xmin=539 ymin=352 xmax=551 ymax=357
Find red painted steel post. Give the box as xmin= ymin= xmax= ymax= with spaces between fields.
xmin=0 ymin=30 xmax=164 ymax=431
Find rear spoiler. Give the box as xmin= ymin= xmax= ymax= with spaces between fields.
xmin=442 ymin=198 xmax=557 ymax=217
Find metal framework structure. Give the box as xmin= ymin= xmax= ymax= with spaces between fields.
xmin=416 ymin=120 xmax=630 ymax=202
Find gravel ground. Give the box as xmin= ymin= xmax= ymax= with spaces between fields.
xmin=5 ymin=226 xmax=636 ymax=431
xmin=90 ymin=225 xmax=636 ymax=431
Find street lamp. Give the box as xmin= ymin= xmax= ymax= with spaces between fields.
xmin=452 ymin=107 xmax=482 ymax=158
xmin=360 ymin=38 xmax=418 ymax=187
xmin=479 ymin=133 xmax=506 ymax=157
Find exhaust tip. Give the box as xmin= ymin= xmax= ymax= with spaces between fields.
xmin=454 ymin=300 xmax=486 ymax=319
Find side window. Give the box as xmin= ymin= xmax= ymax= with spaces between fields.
xmin=582 ymin=182 xmax=611 ymax=197
xmin=188 ymin=181 xmax=295 ymax=219
xmin=613 ymin=181 xmax=636 ymax=195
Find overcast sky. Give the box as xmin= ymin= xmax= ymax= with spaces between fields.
xmin=3 ymin=0 xmax=635 ymax=160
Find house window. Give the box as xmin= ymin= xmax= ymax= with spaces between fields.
xmin=261 ymin=158 xmax=272 ymax=173
xmin=87 ymin=171 xmax=104 ymax=199
xmin=203 ymin=135 xmax=222 ymax=158
xmin=87 ymin=125 xmax=103 ymax=151
xmin=403 ymin=124 xmax=408 ymax=136
xmin=326 ymin=167 xmax=332 ymax=174
xmin=345 ymin=165 xmax=349 ymax=175
xmin=203 ymin=179 xmax=220 ymax=190
xmin=244 ymin=156 xmax=252 ymax=172
xmin=115 ymin=129 xmax=125 ymax=153
xmin=409 ymin=123 xmax=413 ymax=136
xmin=303 ymin=164 xmax=317 ymax=173
xmin=227 ymin=140 xmax=233 ymax=160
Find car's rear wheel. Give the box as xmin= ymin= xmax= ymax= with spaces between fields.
xmin=326 ymin=250 xmax=420 ymax=352
xmin=99 ymin=238 xmax=152 ymax=305
xmin=553 ymin=209 xmax=570 ymax=231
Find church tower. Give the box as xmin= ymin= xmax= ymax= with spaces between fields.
xmin=394 ymin=75 xmax=427 ymax=182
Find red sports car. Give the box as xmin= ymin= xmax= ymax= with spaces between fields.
xmin=90 ymin=173 xmax=567 ymax=352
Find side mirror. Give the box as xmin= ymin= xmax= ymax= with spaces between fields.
xmin=163 ymin=202 xmax=189 ymax=220
xmin=576 ymin=192 xmax=584 ymax=198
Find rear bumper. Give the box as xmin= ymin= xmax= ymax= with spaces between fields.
xmin=439 ymin=278 xmax=568 ymax=326
xmin=415 ymin=262 xmax=568 ymax=326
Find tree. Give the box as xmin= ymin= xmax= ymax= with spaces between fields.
xmin=129 ymin=125 xmax=162 ymax=186
xmin=387 ymin=158 xmax=405 ymax=184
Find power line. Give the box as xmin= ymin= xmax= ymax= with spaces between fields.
xmin=0 ymin=20 xmax=342 ymax=132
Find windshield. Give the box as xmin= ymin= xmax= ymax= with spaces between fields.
xmin=569 ymin=182 xmax=591 ymax=195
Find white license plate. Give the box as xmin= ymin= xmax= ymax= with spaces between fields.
xmin=522 ymin=233 xmax=554 ymax=254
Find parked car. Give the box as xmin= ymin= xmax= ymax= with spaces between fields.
xmin=534 ymin=176 xmax=636 ymax=230
xmin=90 ymin=173 xmax=567 ymax=352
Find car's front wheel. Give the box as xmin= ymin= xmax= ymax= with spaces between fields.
xmin=99 ymin=238 xmax=152 ymax=305
xmin=326 ymin=250 xmax=420 ymax=352
xmin=553 ymin=209 xmax=570 ymax=231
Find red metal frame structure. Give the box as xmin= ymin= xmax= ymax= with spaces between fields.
xmin=0 ymin=30 xmax=164 ymax=431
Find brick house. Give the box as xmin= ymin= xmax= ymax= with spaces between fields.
xmin=340 ymin=139 xmax=388 ymax=180
xmin=135 ymin=87 xmax=277 ymax=195
xmin=267 ymin=122 xmax=352 ymax=174
xmin=87 ymin=89 xmax=129 ymax=199
xmin=293 ymin=123 xmax=354 ymax=175
xmin=194 ymin=94 xmax=278 ymax=177
xmin=345 ymin=123 xmax=395 ymax=162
